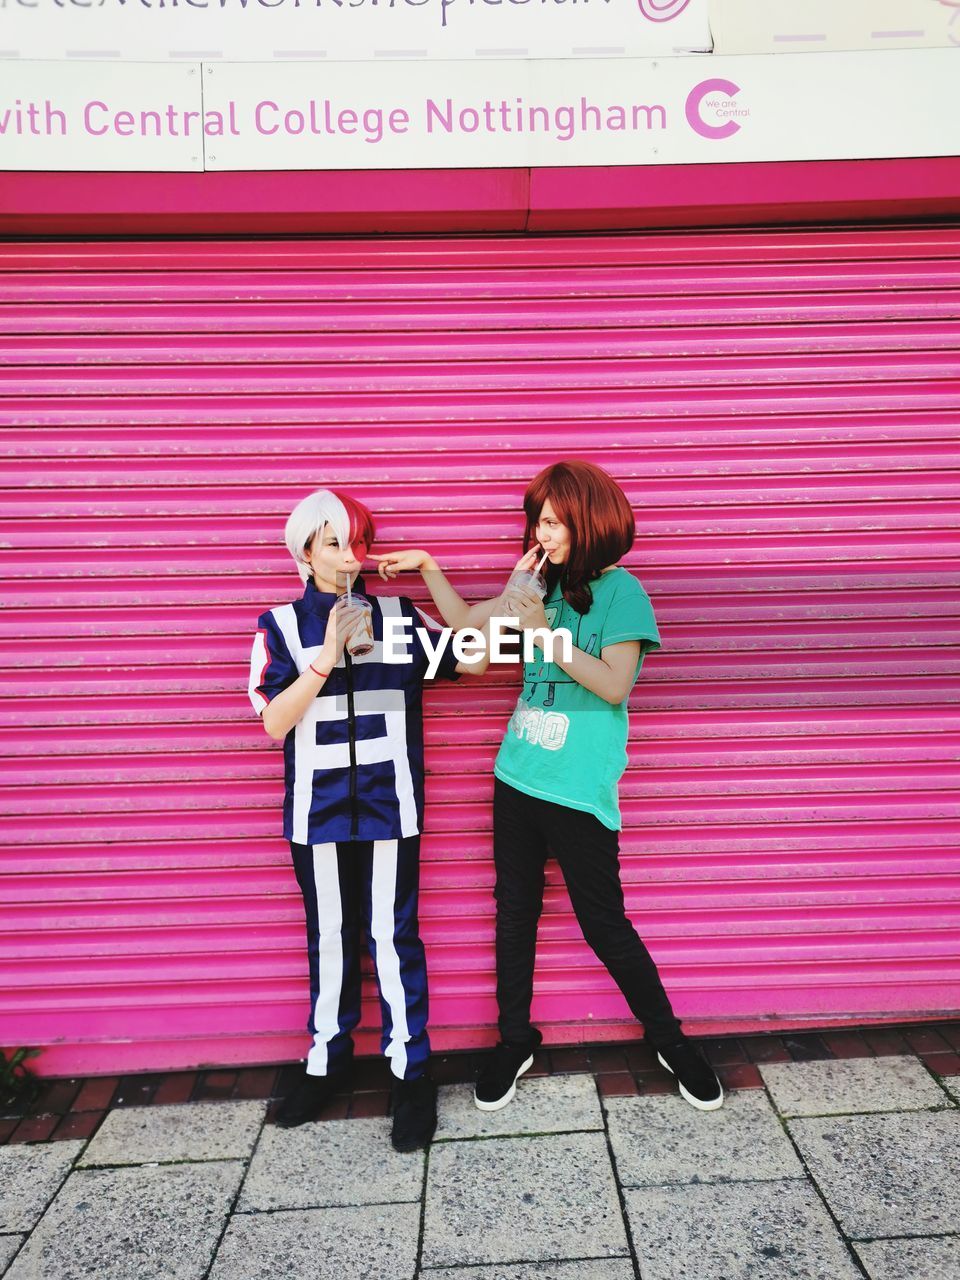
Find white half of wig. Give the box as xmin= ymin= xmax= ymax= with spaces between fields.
xmin=284 ymin=489 xmax=352 ymax=583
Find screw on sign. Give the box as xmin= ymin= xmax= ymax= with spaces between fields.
xmin=636 ymin=0 xmax=693 ymax=20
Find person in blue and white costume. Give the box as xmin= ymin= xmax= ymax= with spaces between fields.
xmin=249 ymin=488 xmax=490 ymax=1151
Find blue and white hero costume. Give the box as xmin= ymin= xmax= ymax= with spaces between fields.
xmin=249 ymin=576 xmax=459 ymax=1079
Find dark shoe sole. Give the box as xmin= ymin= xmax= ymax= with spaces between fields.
xmin=391 ymin=1119 xmax=437 ymax=1152
xmin=473 ymin=1053 xmax=534 ymax=1112
xmin=275 ymin=1112 xmax=317 ymax=1130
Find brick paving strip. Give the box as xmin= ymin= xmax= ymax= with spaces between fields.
xmin=0 ymin=1022 xmax=958 ymax=1278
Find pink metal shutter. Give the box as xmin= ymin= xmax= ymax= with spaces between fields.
xmin=2 ymin=226 xmax=959 ymax=1076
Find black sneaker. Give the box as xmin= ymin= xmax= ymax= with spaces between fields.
xmin=474 ymin=1039 xmax=539 ymax=1111
xmin=655 ymin=1038 xmax=724 ymax=1111
xmin=275 ymin=1066 xmax=350 ymax=1128
xmin=390 ymin=1074 xmax=438 ymax=1152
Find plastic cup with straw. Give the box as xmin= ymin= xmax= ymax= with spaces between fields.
xmin=505 ymin=547 xmax=550 ymax=608
xmin=344 ymin=574 xmax=375 ymax=658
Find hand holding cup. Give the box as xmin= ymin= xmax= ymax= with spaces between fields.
xmin=322 ymin=599 xmax=366 ymax=665
xmin=503 ymin=547 xmax=549 ymax=620
xmin=509 ymin=587 xmax=549 ymax=633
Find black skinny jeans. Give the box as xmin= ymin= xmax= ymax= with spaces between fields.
xmin=493 ymin=777 xmax=683 ymax=1049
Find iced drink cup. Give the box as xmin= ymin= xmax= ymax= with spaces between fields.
xmin=345 ymin=598 xmax=375 ymax=658
xmin=504 ymin=569 xmax=548 ymax=614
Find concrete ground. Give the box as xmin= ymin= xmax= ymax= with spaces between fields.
xmin=1 ymin=1031 xmax=959 ymax=1279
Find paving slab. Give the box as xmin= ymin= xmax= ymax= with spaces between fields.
xmin=789 ymin=1110 xmax=960 ymax=1237
xmin=208 ymin=1203 xmax=419 ymax=1280
xmin=4 ymin=1161 xmax=244 ymax=1280
xmin=422 ymin=1132 xmax=628 ymax=1269
xmin=0 ymin=1141 xmax=84 ymax=1232
xmin=425 ymin=1263 xmax=636 ymax=1280
xmin=759 ymin=1056 xmax=950 ymax=1116
xmin=435 ymin=1075 xmax=603 ymax=1141
xmin=238 ymin=1116 xmax=423 ymax=1211
xmin=624 ymin=1177 xmax=862 ymax=1280
xmin=0 ymin=1238 xmax=24 ymax=1276
xmin=853 ymin=1235 xmax=960 ymax=1280
xmin=606 ymin=1088 xmax=803 ymax=1187
xmin=80 ymin=1100 xmax=266 ymax=1166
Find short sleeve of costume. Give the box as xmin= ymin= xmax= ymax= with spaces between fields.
xmin=411 ymin=603 xmax=461 ymax=682
xmin=249 ymin=610 xmax=300 ymax=714
xmin=601 ymin=575 xmax=662 ymax=656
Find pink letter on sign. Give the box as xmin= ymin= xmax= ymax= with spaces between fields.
xmin=685 ymin=78 xmax=741 ymax=140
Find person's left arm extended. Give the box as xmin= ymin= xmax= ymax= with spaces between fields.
xmin=453 ymin=619 xmax=492 ymax=677
xmin=509 ymin=588 xmax=640 ymax=704
xmin=413 ymin=606 xmax=492 ymax=680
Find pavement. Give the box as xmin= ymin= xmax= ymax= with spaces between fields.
xmin=1 ymin=1039 xmax=959 ymax=1280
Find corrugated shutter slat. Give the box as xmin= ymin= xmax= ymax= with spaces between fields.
xmin=2 ymin=225 xmax=959 ymax=1075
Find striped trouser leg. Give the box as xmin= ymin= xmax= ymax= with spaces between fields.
xmin=289 ymin=841 xmax=362 ymax=1077
xmin=363 ymin=836 xmax=430 ymax=1081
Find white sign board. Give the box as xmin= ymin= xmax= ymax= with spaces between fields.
xmin=200 ymin=49 xmax=960 ymax=169
xmin=0 ymin=61 xmax=203 ymax=169
xmin=1 ymin=48 xmax=957 ymax=171
xmin=0 ymin=0 xmax=711 ymax=62
xmin=711 ymin=0 xmax=960 ymax=55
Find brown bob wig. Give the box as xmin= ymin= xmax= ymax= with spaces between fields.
xmin=522 ymin=460 xmax=635 ymax=615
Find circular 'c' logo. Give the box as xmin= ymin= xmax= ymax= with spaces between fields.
xmin=685 ymin=78 xmax=742 ymax=140
xmin=637 ymin=0 xmax=693 ymax=21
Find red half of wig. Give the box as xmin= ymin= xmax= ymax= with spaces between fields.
xmin=332 ymin=489 xmax=377 ymax=559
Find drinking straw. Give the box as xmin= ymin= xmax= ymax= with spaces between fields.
xmin=535 ymin=548 xmax=550 ymax=574
xmin=346 ymin=577 xmax=352 ymax=606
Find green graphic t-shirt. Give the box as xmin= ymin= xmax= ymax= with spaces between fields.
xmin=493 ymin=567 xmax=661 ymax=831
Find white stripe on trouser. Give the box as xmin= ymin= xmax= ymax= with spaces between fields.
xmin=306 ymin=842 xmax=344 ymax=1077
xmin=370 ymin=839 xmax=410 ymax=1079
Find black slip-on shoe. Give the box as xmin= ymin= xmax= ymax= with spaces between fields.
xmin=655 ymin=1038 xmax=724 ymax=1111
xmin=390 ymin=1073 xmax=438 ymax=1152
xmin=474 ymin=1039 xmax=540 ymax=1111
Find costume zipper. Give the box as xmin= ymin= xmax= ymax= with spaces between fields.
xmin=343 ymin=648 xmax=359 ymax=837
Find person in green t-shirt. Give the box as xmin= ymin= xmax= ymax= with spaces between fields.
xmin=373 ymin=459 xmax=723 ymax=1116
